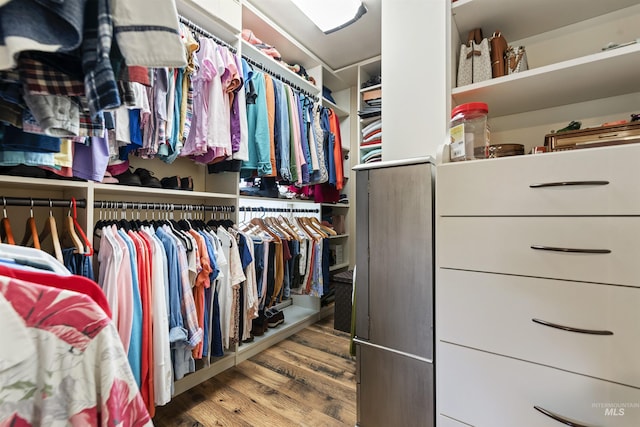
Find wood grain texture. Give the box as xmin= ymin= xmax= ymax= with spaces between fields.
xmin=153 ymin=314 xmax=356 ymax=426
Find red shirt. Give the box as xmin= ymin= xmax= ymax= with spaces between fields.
xmin=0 ymin=263 xmax=112 ymax=318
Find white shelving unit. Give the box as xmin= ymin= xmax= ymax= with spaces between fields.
xmin=356 ymin=57 xmax=382 ymax=165
xmin=451 ymin=0 xmax=640 ymax=152
xmin=438 ymin=1 xmax=640 ymax=425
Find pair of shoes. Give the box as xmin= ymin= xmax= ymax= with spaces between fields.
xmin=251 ymin=310 xmax=269 ymax=336
xmin=161 ymin=175 xmax=193 ymax=191
xmin=113 ymin=168 xmax=142 ymax=186
xmin=265 ymin=308 xmax=284 ymax=328
xmin=134 ymin=168 xmax=161 ymax=188
xmin=161 ymin=176 xmax=180 ymax=190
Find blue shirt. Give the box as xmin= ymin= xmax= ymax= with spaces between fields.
xmin=118 ymin=229 xmax=142 ymax=387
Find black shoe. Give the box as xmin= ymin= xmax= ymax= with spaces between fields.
xmin=161 ymin=175 xmax=180 ymax=190
xmin=0 ymin=165 xmax=47 ymax=179
xmin=266 ymin=308 xmax=284 ymax=328
xmin=180 ymin=176 xmax=193 ymax=191
xmin=134 ymin=168 xmax=162 ymax=188
xmin=113 ymin=168 xmax=142 ymax=186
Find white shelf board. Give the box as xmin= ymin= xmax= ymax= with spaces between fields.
xmin=241 ymin=41 xmax=319 ymax=96
xmin=329 ymin=234 xmax=350 ymax=239
xmin=360 ymin=83 xmax=381 ymax=94
xmin=93 ymin=183 xmax=237 ymax=201
xmin=322 ymin=98 xmax=349 ymax=118
xmin=0 ymin=175 xmax=89 ymax=191
xmin=330 ymin=262 xmax=350 ymax=272
xmin=176 ymin=0 xmax=241 ymax=38
xmin=452 ymin=44 xmax=640 ymax=117
xmin=321 ymin=203 xmax=350 ymax=209
xmin=242 ymin=2 xmax=322 ymax=72
xmin=235 ymin=304 xmax=319 ymax=363
xmin=452 ymin=0 xmax=639 ymax=43
xmin=172 ymin=352 xmax=236 ymax=396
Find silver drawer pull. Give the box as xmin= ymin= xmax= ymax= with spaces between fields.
xmin=534 ymin=406 xmax=595 ymax=427
xmin=529 ymin=180 xmax=609 ymax=188
xmin=532 ymin=318 xmax=613 ymax=335
xmin=530 ymin=245 xmax=611 ymax=254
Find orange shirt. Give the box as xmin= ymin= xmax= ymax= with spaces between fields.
xmin=263 ymin=74 xmax=277 ymax=177
xmin=189 ymin=230 xmax=212 ymax=359
xmin=329 ymin=109 xmax=344 ymax=190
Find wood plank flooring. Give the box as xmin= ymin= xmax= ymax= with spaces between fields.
xmin=153 ymin=312 xmax=356 ymax=427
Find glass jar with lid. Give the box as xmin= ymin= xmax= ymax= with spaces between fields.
xmin=449 ymin=102 xmax=490 ymax=161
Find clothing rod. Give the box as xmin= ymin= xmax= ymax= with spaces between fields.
xmin=93 ymin=201 xmax=235 ymax=212
xmin=178 ymin=15 xmax=237 ymax=53
xmin=0 ymin=197 xmax=87 ymax=209
xmin=242 ymin=55 xmax=319 ymax=102
xmin=239 ymin=206 xmax=319 ymax=213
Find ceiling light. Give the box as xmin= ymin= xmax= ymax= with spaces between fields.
xmin=291 ymin=0 xmax=367 ymax=34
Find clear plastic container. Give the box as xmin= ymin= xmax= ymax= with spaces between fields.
xmin=449 ymin=102 xmax=490 ymax=161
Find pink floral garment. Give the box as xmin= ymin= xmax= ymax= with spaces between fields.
xmin=0 ymin=276 xmax=152 ymax=427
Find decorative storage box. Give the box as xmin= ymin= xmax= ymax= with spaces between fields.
xmin=545 ymin=121 xmax=640 ymax=152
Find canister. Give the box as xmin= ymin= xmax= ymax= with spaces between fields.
xmin=449 ymin=102 xmax=490 ymax=161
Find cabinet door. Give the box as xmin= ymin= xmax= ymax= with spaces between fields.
xmin=358 ymin=343 xmax=434 ymax=427
xmin=367 ymin=163 xmax=434 ymax=359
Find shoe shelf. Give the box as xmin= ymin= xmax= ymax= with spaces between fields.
xmin=235 ymin=301 xmax=321 ymax=364
xmin=92 ymin=182 xmax=238 ymax=202
xmin=0 ymin=175 xmax=89 ymax=191
xmin=452 ymin=43 xmax=640 ymax=117
xmin=173 ymin=353 xmax=237 ymax=396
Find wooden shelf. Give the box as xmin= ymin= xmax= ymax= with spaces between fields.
xmin=452 ymin=44 xmax=640 ymax=117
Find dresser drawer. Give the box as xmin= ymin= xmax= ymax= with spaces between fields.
xmin=437 ymin=269 xmax=640 ymax=387
xmin=438 ymin=217 xmax=640 ymax=287
xmin=438 ymin=343 xmax=640 ymax=427
xmin=437 ymin=144 xmax=640 ymax=216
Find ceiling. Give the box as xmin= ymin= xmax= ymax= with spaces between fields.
xmin=246 ymin=0 xmax=381 ymax=72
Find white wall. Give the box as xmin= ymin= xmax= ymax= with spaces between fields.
xmin=381 ymin=0 xmax=451 ymax=161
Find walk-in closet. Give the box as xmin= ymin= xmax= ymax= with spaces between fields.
xmin=1 ymin=0 xmax=639 ymax=426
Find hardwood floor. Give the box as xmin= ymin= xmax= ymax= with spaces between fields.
xmin=153 ymin=313 xmax=356 ymax=427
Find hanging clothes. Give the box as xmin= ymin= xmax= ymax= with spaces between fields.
xmin=0 ymin=273 xmax=151 ymax=426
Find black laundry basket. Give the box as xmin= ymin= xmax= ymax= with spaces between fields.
xmin=332 ymin=270 xmax=354 ymax=333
